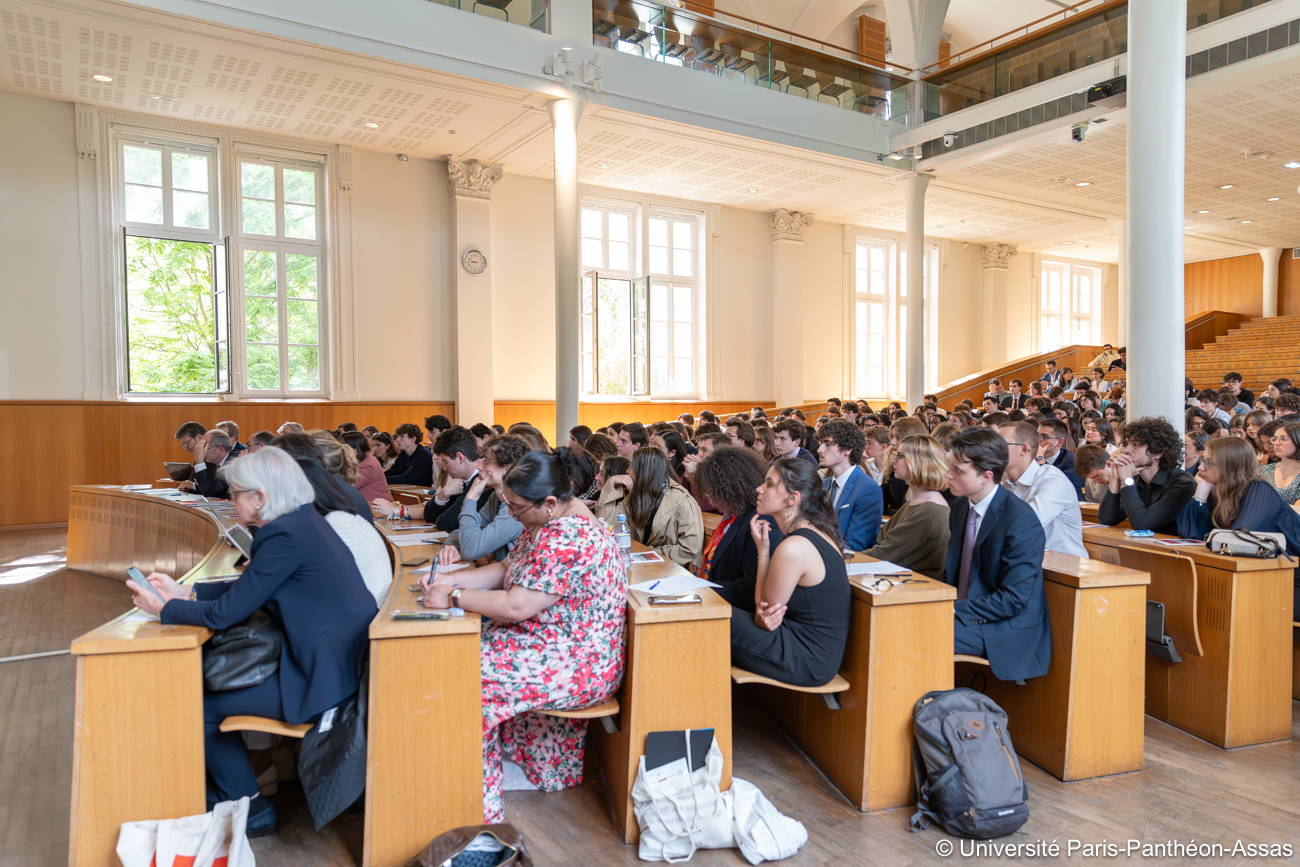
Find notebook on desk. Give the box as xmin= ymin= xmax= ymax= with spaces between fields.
xmin=644 ymin=729 xmax=714 ymax=773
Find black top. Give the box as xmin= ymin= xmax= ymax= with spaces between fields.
xmin=709 ymin=508 xmax=784 ymax=607
xmin=774 ymin=528 xmax=852 ymax=687
xmin=384 ymin=445 xmax=434 ymax=487
xmin=424 ymin=469 xmax=480 ymax=533
xmin=1097 ymin=466 xmax=1196 ymax=536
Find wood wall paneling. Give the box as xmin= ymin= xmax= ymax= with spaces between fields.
xmin=1184 ymin=252 xmax=1300 ymax=319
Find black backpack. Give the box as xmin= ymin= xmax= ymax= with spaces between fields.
xmin=910 ymin=688 xmax=1029 ymax=839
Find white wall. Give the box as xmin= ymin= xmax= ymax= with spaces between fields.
xmin=940 ymin=242 xmax=984 ymax=384
xmin=716 ymin=207 xmax=774 ymax=401
xmin=491 ymin=174 xmax=556 ymax=400
xmin=803 ymin=221 xmax=846 ymax=402
xmin=1005 ymin=253 xmax=1035 ymax=361
xmin=0 ymin=93 xmax=84 ymax=399
xmin=350 ymin=149 xmax=454 ymax=400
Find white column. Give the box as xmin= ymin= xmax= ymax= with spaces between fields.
xmin=1261 ymin=247 xmax=1283 ymax=318
xmin=770 ymin=209 xmax=813 ymax=408
xmin=549 ymin=99 xmax=583 ymax=439
xmin=446 ymin=157 xmax=502 ymax=427
xmin=981 ymin=244 xmax=1016 ymax=369
xmin=1126 ymin=0 xmax=1185 ymax=428
xmin=903 ymin=174 xmax=929 ymax=409
xmin=1114 ymin=219 xmax=1128 ymax=345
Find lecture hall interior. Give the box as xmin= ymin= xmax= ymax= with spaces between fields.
xmin=2 ymin=0 xmax=1299 ymax=862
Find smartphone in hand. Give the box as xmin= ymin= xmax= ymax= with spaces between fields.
xmin=125 ymin=566 xmax=166 ymax=603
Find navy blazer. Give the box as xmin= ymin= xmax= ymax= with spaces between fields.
xmin=191 ymin=458 xmax=230 ymax=499
xmin=944 ymin=487 xmax=1052 ymax=682
xmin=790 ymin=448 xmax=819 ymax=469
xmin=161 ymin=503 xmax=377 ymax=724
xmin=708 ymin=508 xmax=784 ymax=608
xmin=824 ymin=465 xmax=883 ymax=552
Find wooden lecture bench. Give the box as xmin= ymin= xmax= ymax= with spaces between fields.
xmin=731 ymin=552 xmax=956 ymax=812
xmin=67 ymin=489 xmax=485 ymax=867
xmin=1082 ymin=524 xmax=1294 ymax=748
xmin=388 ymin=484 xmax=434 ymax=505
xmin=953 ymin=551 xmax=1149 ymax=781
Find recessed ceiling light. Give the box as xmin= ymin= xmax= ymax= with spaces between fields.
xmin=1267 ymin=197 xmax=1281 ymax=202
xmin=363 ymin=122 xmax=379 ymax=129
xmin=148 ymin=94 xmax=161 ymax=99
xmin=596 ymin=163 xmax=611 ymax=169
xmin=1074 ymin=181 xmax=1091 ymax=187
xmin=1056 ymin=177 xmax=1071 ymax=183
xmin=1286 ymin=162 xmax=1300 ymax=169
xmin=92 ymin=73 xmax=113 ymax=83
xmin=983 ymin=228 xmax=992 ymax=232
xmin=1241 ymin=219 xmax=1253 ymax=224
xmin=1197 ymin=209 xmax=1210 ymax=214
xmin=888 ymin=212 xmax=897 ymax=216
xmin=747 ymin=188 xmax=759 ymax=194
xmin=1220 ymin=184 xmax=1234 ymax=190
xmin=1061 ymin=241 xmax=1074 ymax=246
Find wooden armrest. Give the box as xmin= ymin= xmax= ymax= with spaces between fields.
xmin=218 ymin=715 xmax=312 ymax=739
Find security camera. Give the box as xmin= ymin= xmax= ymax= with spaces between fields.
xmin=943 ymin=132 xmax=955 ymax=148
xmin=398 ymin=154 xmax=409 ymax=162
xmin=1070 ymin=122 xmax=1088 ymax=144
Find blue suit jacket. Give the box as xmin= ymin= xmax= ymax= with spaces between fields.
xmin=162 ymin=503 xmax=378 ymax=724
xmin=1051 ymin=448 xmax=1085 ymax=501
xmin=824 ymin=466 xmax=883 ymax=552
xmin=944 ymin=487 xmax=1052 ymax=682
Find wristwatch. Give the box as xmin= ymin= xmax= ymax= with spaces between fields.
xmin=1123 ymin=476 xmax=1135 ymax=487
xmin=450 ymin=588 xmax=464 ymax=607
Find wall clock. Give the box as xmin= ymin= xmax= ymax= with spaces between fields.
xmin=462 ymin=249 xmax=487 ymax=275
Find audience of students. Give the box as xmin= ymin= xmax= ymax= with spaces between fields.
xmin=434 ymin=434 xmax=531 ymax=565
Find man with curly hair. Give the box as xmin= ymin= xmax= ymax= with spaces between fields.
xmin=817 ymin=419 xmax=883 ymax=551
xmin=1097 ymin=416 xmax=1195 ymax=536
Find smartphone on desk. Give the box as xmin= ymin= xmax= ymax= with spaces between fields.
xmin=125 ymin=566 xmax=166 ymax=603
xmin=650 ymin=593 xmax=702 ymax=605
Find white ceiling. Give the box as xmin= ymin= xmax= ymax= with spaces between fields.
xmin=0 ymin=0 xmax=1290 ymax=262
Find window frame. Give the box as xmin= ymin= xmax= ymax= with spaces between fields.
xmin=853 ymin=238 xmax=892 ymax=398
xmin=1038 ymin=259 xmax=1099 ymax=352
xmin=233 ymin=153 xmax=330 ymax=398
xmin=648 ymin=209 xmax=700 ymax=399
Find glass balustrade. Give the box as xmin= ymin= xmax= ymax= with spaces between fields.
xmin=593 ymin=0 xmax=913 ymax=125
xmin=920 ymin=0 xmax=1273 ymax=121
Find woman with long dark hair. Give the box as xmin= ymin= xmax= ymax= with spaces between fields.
xmin=611 ymin=446 xmax=704 ymax=568
xmin=1084 ymin=418 xmax=1118 ymax=455
xmin=729 ymin=457 xmax=851 ymax=687
xmin=342 ymin=431 xmax=390 ymax=503
xmin=1179 ymin=436 xmax=1300 ymax=616
xmin=650 ymin=428 xmax=689 ymax=480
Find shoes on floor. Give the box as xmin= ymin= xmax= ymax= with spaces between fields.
xmin=245 ymin=799 xmax=278 ymax=838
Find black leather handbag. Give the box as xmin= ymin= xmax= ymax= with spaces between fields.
xmin=202 ymin=609 xmax=283 ymax=692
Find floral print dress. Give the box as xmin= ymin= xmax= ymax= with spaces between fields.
xmin=480 ymin=514 xmax=628 ymax=822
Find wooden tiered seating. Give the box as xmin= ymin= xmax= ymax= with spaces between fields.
xmin=1185 ymin=313 xmax=1300 ymax=391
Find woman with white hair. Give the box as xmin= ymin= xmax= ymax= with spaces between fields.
xmin=126 ymin=446 xmax=375 ymax=838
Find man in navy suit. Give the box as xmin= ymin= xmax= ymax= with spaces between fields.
xmin=943 ymin=429 xmax=1052 ymax=683
xmin=773 ymin=418 xmax=819 ymax=469
xmin=1037 ymin=418 xmax=1085 ymax=500
xmin=816 ymin=419 xmax=883 ymax=552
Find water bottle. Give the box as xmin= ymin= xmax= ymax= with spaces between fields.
xmin=614 ymin=514 xmax=632 ymax=566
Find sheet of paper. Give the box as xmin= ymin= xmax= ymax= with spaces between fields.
xmin=1080 ymin=522 xmax=1106 ymax=529
xmin=388 ymin=535 xmax=447 ymax=547
xmin=386 ymin=523 xmax=439 ymax=531
xmin=1155 ymin=539 xmax=1204 ymax=547
xmin=845 ymin=561 xmax=912 ymax=575
xmin=122 ymin=484 xmax=155 ymax=491
xmin=122 ymin=610 xmax=160 ymax=622
xmin=629 ymin=574 xmax=721 ymax=597
xmin=629 ymin=551 xmax=663 ymax=564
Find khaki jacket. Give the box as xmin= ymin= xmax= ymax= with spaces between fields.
xmin=595 ymin=478 xmax=703 ymax=569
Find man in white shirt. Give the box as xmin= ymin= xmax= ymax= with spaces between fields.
xmin=998 ymin=422 xmax=1088 ymax=558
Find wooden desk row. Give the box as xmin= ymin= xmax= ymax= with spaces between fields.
xmin=66 ymin=487 xmax=730 ymax=865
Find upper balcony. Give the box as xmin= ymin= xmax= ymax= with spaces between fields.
xmin=591 ymin=0 xmax=915 ymax=125
xmin=427 ymin=0 xmax=552 ymax=31
xmin=918 ymin=0 xmax=1279 ymax=122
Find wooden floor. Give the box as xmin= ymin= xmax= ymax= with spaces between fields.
xmin=2 ymin=528 xmax=1298 ymax=866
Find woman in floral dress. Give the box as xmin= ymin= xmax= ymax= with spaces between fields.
xmin=422 ymin=449 xmax=628 ymax=822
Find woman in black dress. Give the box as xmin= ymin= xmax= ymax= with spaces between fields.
xmin=729 ymin=457 xmax=851 ymax=687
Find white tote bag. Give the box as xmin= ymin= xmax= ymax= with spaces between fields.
xmin=632 ymin=737 xmax=733 ymax=863
xmin=729 ymin=778 xmax=808 ymax=865
xmin=117 ymin=797 xmax=256 ymax=867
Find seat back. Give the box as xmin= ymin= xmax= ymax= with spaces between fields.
xmin=1118 ymin=545 xmax=1203 ymax=657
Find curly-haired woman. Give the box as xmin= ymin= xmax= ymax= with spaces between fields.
xmin=692 ymin=444 xmax=785 ymax=606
